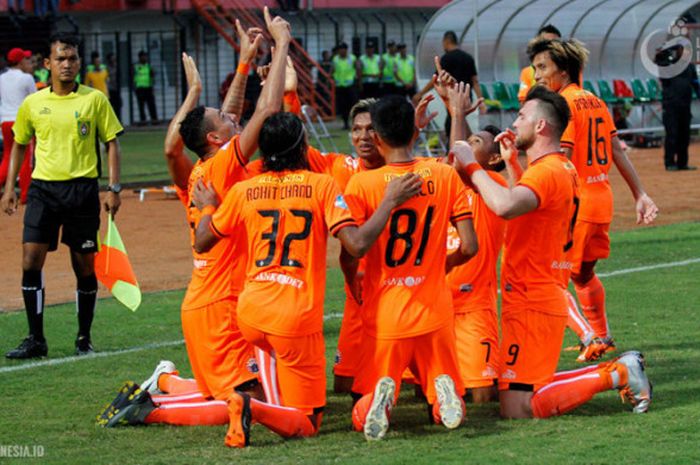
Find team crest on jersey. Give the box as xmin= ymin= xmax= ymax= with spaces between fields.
xmin=77 ymin=120 xmax=90 ymax=138
xmin=246 ymin=358 xmax=259 ymax=374
xmin=458 ymin=283 xmax=473 ymax=293
xmin=334 ymin=350 xmax=341 ymax=365
xmin=334 ymin=194 xmax=349 ymax=210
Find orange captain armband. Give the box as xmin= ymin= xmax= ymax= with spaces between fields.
xmin=236 ymin=62 xmax=250 ymax=76
xmin=201 ymin=205 xmax=217 ymax=216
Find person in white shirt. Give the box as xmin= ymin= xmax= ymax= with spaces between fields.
xmin=0 ymin=47 xmax=36 ymax=203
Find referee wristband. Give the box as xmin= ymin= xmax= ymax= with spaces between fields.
xmin=465 ymin=162 xmax=483 ymax=178
xmin=201 ymin=205 xmax=217 ymax=216
xmin=236 ymin=62 xmax=250 ymax=75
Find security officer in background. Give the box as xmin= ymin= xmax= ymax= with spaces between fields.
xmin=394 ymin=43 xmax=416 ymax=98
xmin=133 ymin=50 xmax=158 ymax=124
xmin=358 ymin=42 xmax=381 ymax=99
xmin=331 ymin=42 xmax=357 ymax=129
xmin=380 ymin=40 xmax=399 ymax=96
xmin=1 ymin=33 xmax=123 ymax=359
xmin=656 ymin=42 xmax=700 ymax=171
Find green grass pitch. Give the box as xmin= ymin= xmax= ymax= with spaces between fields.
xmin=0 ymin=222 xmax=699 ymax=464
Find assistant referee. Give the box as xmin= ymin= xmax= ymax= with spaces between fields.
xmin=1 ymin=33 xmax=124 ymax=359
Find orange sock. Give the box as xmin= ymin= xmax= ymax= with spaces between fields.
xmin=575 ymin=275 xmax=610 ymax=339
xmin=564 ymin=290 xmax=594 ymax=344
xmin=157 ymin=372 xmax=199 ymax=394
xmin=352 ymin=393 xmax=372 ymax=432
xmin=531 ymin=367 xmax=614 ymax=418
xmin=152 ymin=391 xmax=207 ymax=404
xmin=250 ymin=399 xmax=318 ymax=438
xmin=145 ymin=400 xmax=229 ymax=425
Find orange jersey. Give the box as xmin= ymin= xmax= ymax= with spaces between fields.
xmin=210 ymin=170 xmax=356 ymax=337
xmin=501 ymin=153 xmax=580 ymax=316
xmin=344 ymin=159 xmax=472 ymax=339
xmin=560 ymin=83 xmax=617 ymax=223
xmin=446 ymin=171 xmax=507 ymax=313
xmin=181 ymin=136 xmax=248 ymax=310
xmin=518 ymin=66 xmax=535 ymax=103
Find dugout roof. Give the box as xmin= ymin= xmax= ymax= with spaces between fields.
xmin=416 ymin=0 xmax=700 ymax=83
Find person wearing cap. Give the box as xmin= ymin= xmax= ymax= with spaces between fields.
xmin=331 ymin=42 xmax=357 ymax=129
xmin=358 ymin=42 xmax=381 ymax=99
xmin=1 ymin=33 xmax=123 ymax=359
xmin=133 ymin=50 xmax=158 ymax=124
xmin=380 ymin=40 xmax=399 ymax=96
xmin=0 ymin=47 xmax=36 ymax=204
xmin=85 ymin=51 xmax=109 ymax=96
xmin=393 ymin=43 xmax=416 ymax=98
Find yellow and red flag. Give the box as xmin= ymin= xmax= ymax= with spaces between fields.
xmin=95 ymin=215 xmax=141 ymax=311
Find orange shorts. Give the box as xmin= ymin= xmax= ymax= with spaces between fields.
xmin=239 ymin=321 xmax=326 ymax=414
xmin=354 ymin=324 xmax=464 ymax=405
xmin=569 ymin=220 xmax=610 ymax=274
xmin=498 ymin=307 xmax=567 ymax=392
xmin=334 ymin=285 xmax=363 ymax=377
xmin=455 ymin=310 xmax=500 ymax=389
xmin=181 ymin=298 xmax=258 ymax=401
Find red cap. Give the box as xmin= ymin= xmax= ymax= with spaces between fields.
xmin=7 ymin=48 xmax=32 ymax=65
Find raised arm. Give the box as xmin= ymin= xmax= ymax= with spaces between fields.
xmin=494 ymin=128 xmax=524 ymax=185
xmin=163 ymin=52 xmax=199 ymax=190
xmin=221 ymin=20 xmax=263 ymax=117
xmin=611 ymin=136 xmax=658 ymax=224
xmin=238 ymin=7 xmax=291 ymax=160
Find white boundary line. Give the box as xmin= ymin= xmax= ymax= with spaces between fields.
xmin=1 ymin=257 xmax=698 ymax=374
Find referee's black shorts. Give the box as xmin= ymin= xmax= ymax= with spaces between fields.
xmin=23 ymin=178 xmax=100 ymax=253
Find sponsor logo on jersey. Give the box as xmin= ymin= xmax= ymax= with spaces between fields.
xmin=334 ymin=194 xmax=349 ymax=210
xmin=81 ymin=240 xmax=95 ymax=249
xmin=246 ymin=358 xmax=259 ymax=374
xmin=502 ymin=369 xmax=517 ymax=379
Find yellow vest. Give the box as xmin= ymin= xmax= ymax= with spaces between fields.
xmin=134 ymin=63 xmax=152 ymax=88
xmin=332 ymin=55 xmax=356 ymax=87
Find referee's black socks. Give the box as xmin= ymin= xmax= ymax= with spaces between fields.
xmin=77 ymin=274 xmax=98 ymax=340
xmin=22 ymin=270 xmax=45 ymax=342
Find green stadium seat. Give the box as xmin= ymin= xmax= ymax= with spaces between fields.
xmin=480 ymin=83 xmax=502 ymax=110
xmin=583 ymin=80 xmax=598 ymax=97
xmin=631 ymin=78 xmax=651 ymax=103
xmin=492 ymin=81 xmax=518 ymax=110
xmin=646 ymin=78 xmax=662 ymax=101
xmin=597 ymin=80 xmax=620 ymax=104
xmin=508 ymin=83 xmax=520 ymax=102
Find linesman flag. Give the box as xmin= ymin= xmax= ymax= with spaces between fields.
xmin=95 ymin=215 xmax=141 ymax=311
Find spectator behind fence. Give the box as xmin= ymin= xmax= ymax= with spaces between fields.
xmin=316 ymin=49 xmax=333 ymax=103
xmin=33 ymin=53 xmax=49 ymax=89
xmin=394 ymin=43 xmax=415 ymax=98
xmin=657 ymin=43 xmax=700 ymax=171
xmin=0 ymin=47 xmax=35 ymax=204
xmin=331 ymin=42 xmax=357 ymax=129
xmin=106 ymin=53 xmax=122 ymax=120
xmin=85 ymin=51 xmax=109 ymax=96
xmin=133 ymin=50 xmax=158 ymax=124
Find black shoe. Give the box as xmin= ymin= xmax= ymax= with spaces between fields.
xmin=98 ymin=381 xmax=156 ymax=427
xmin=678 ymin=165 xmax=697 ymax=171
xmin=666 ymin=165 xmax=679 ymax=171
xmin=5 ymin=335 xmax=48 ymax=359
xmin=75 ymin=336 xmax=94 ymax=356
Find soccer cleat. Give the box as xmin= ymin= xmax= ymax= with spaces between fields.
xmin=434 ymin=374 xmax=464 ymax=429
xmin=364 ymin=377 xmax=395 ymax=441
xmin=75 ymin=336 xmax=94 ymax=356
xmin=576 ymin=337 xmax=616 ymax=363
xmin=225 ymin=391 xmax=252 ymax=448
xmin=140 ymin=360 xmax=177 ymax=394
xmin=97 ymin=381 xmax=155 ymax=427
xmin=614 ymin=351 xmax=652 ymax=414
xmin=5 ymin=335 xmax=48 ymax=359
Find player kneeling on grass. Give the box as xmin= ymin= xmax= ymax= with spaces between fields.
xmin=342 ymin=96 xmax=479 ymax=440
xmin=450 ymin=86 xmax=651 ymax=418
xmin=192 ymin=112 xmax=421 ymax=448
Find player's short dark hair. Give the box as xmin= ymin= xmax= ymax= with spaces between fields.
xmin=179 ymin=106 xmax=213 ymax=158
xmin=259 ymin=112 xmax=309 ymax=172
xmin=525 ymin=86 xmax=571 ymax=140
xmin=537 ymin=24 xmax=561 ymax=38
xmin=527 ymin=38 xmax=588 ymax=85
xmin=370 ymin=95 xmax=415 ymax=148
xmin=91 ymin=51 xmax=100 ymax=60
xmin=443 ymin=30 xmax=458 ymax=44
xmin=350 ymin=98 xmax=377 ymax=123
xmin=480 ymin=124 xmax=505 ymax=171
xmin=49 ymin=33 xmax=80 ymax=51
